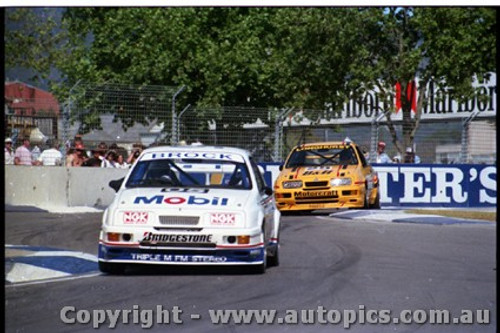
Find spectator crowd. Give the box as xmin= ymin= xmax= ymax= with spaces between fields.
xmin=4 ymin=135 xmax=145 ymax=168
xmin=5 ymin=136 xmax=421 ymax=166
xmin=363 ymin=141 xmax=421 ymax=164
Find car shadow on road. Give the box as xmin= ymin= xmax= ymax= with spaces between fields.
xmin=110 ymin=264 xmax=274 ymax=276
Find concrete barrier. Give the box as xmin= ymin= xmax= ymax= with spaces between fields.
xmin=5 ymin=166 xmax=128 ymax=209
xmin=5 ymin=163 xmax=496 ymax=209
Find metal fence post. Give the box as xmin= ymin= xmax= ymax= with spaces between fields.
xmin=177 ymin=104 xmax=191 ymax=144
xmin=370 ymin=111 xmax=390 ymax=164
xmin=171 ymin=85 xmax=186 ymax=145
xmin=62 ymin=80 xmax=81 ymax=162
xmin=273 ymin=108 xmax=293 ymax=162
xmin=461 ymin=110 xmax=479 ymax=163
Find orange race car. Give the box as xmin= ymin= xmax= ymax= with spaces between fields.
xmin=274 ymin=140 xmax=380 ymax=212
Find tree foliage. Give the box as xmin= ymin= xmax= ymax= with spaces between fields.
xmin=5 ymin=8 xmax=67 ymax=86
xmin=341 ymin=7 xmax=496 ymax=154
xmin=4 ymin=7 xmax=496 ymax=151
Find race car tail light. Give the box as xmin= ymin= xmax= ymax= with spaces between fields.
xmin=107 ymin=232 xmax=121 ymax=242
xmin=237 ymin=235 xmax=250 ymax=244
xmin=122 ymin=233 xmax=132 ymax=241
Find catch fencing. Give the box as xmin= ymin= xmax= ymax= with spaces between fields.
xmin=281 ymin=117 xmax=496 ymax=164
xmin=3 ymin=82 xmax=496 ymax=164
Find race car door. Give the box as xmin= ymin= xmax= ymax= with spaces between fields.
xmin=250 ymin=159 xmax=275 ymax=243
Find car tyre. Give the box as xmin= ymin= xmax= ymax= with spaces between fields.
xmin=370 ymin=191 xmax=381 ymax=209
xmin=99 ymin=261 xmax=126 ymax=275
xmin=267 ymin=243 xmax=280 ymax=267
xmin=363 ymin=185 xmax=370 ymax=209
xmin=252 ymin=253 xmax=267 ymax=274
xmin=251 ymin=240 xmax=268 ymax=274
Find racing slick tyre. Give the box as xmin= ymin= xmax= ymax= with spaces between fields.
xmin=99 ymin=261 xmax=126 ymax=274
xmin=252 ymin=252 xmax=267 ymax=274
xmin=363 ymin=185 xmax=370 ymax=209
xmin=369 ymin=191 xmax=381 ymax=209
xmin=267 ymin=243 xmax=280 ymax=267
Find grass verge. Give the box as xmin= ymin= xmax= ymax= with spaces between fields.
xmin=405 ymin=209 xmax=496 ymax=222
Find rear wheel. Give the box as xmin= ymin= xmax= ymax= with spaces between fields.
xmin=99 ymin=261 xmax=126 ymax=274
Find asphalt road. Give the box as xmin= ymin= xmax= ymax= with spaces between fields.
xmin=5 ymin=210 xmax=496 ymax=333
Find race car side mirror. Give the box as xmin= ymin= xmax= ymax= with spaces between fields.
xmin=109 ymin=177 xmax=124 ymax=192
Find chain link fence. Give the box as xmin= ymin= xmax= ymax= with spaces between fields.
xmin=60 ymin=82 xmax=181 ymax=158
xmin=4 ymin=82 xmax=496 ymax=165
xmin=177 ymin=106 xmax=292 ymax=163
xmin=281 ymin=118 xmax=496 ymax=164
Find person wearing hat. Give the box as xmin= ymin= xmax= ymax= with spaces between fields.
xmin=38 ymin=139 xmax=63 ymax=166
xmin=66 ymin=142 xmax=87 ymax=167
xmin=404 ymin=147 xmax=421 ymax=164
xmin=376 ymin=141 xmax=391 ymax=164
xmin=5 ymin=138 xmax=15 ymax=165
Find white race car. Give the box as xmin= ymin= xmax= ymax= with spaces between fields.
xmin=98 ymin=145 xmax=281 ymax=274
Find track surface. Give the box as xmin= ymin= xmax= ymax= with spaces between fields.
xmin=5 ymin=210 xmax=496 ymax=332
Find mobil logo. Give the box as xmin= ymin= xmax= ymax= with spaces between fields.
xmin=134 ymin=195 xmax=228 ymax=206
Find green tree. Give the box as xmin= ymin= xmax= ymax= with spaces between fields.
xmin=6 ymin=7 xmax=495 ymax=152
xmin=344 ymin=7 xmax=496 ymax=156
xmin=5 ymin=8 xmax=66 ymax=87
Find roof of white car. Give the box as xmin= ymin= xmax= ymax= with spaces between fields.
xmin=142 ymin=145 xmax=252 ymax=158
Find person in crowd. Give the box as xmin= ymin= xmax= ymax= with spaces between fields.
xmin=31 ymin=143 xmax=42 ymax=162
xmin=361 ymin=146 xmax=370 ymax=161
xmin=126 ymin=143 xmax=144 ymax=165
xmin=74 ymin=134 xmax=84 ymax=147
xmin=116 ymin=153 xmax=130 ymax=168
xmin=83 ymin=145 xmax=106 ymax=167
xmin=404 ymin=147 xmax=421 ymax=164
xmin=5 ymin=138 xmax=15 ymax=165
xmin=14 ymin=137 xmax=39 ymax=165
xmin=102 ymin=150 xmax=119 ymax=168
xmin=392 ymin=155 xmax=402 ymax=163
xmin=66 ymin=143 xmax=87 ymax=167
xmin=376 ymin=141 xmax=391 ymax=163
xmin=38 ymin=139 xmax=63 ymax=166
